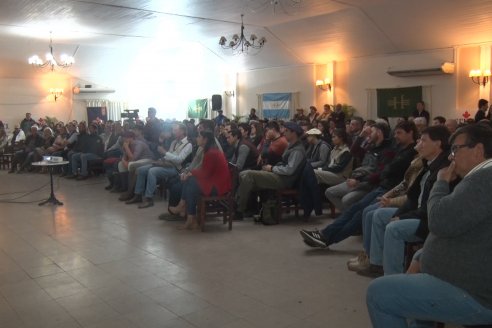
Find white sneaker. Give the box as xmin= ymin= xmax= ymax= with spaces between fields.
xmin=347 ymin=252 xmax=370 ymax=272
xmin=347 ymin=251 xmax=367 ymax=265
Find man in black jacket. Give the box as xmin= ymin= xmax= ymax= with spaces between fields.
xmin=66 ymin=123 xmax=104 ymax=180
xmin=301 ymin=121 xmax=418 ymax=249
xmin=362 ymin=125 xmax=453 ymax=277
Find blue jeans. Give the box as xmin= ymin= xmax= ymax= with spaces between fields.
xmin=134 ymin=165 xmax=179 ymax=199
xmin=181 ymin=176 xmax=217 ymax=215
xmin=71 ymin=152 xmax=101 ymax=176
xmin=384 ymin=219 xmax=422 ymax=275
xmin=361 ymin=202 xmax=383 ymax=254
xmin=369 ymin=207 xmax=399 ymax=266
xmin=320 ymin=187 xmax=386 ymax=245
xmin=367 ymin=273 xmax=492 ymax=328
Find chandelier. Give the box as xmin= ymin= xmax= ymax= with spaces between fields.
xmin=28 ymin=32 xmax=75 ymax=71
xmin=219 ymin=14 xmax=266 ymax=55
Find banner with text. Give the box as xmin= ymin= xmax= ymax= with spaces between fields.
xmin=377 ymin=86 xmax=422 ymax=118
xmin=262 ymin=93 xmax=292 ymax=119
xmin=187 ymin=99 xmax=208 ymax=119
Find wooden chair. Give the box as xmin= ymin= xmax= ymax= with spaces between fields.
xmin=275 ymin=189 xmax=301 ymax=224
xmin=197 ymin=163 xmax=238 ymax=231
xmin=0 ymin=153 xmax=13 ymax=170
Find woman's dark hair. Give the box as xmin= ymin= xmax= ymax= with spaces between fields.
xmin=332 ymin=128 xmax=349 ymax=145
xmin=200 ymin=129 xmax=217 ymax=152
xmin=318 ymin=120 xmax=330 ymax=133
xmin=450 ymin=123 xmax=492 ymax=159
xmin=238 ymin=123 xmax=251 ymax=136
xmin=421 ymin=125 xmax=450 ymax=151
xmin=265 ymin=121 xmax=280 ymax=133
xmin=394 ymin=120 xmax=418 ymax=141
xmin=251 ymin=121 xmax=263 ymax=137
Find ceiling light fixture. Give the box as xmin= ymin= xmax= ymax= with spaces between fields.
xmin=219 ymin=14 xmax=266 ymax=55
xmin=469 ymin=69 xmax=491 ymax=87
xmin=28 ymin=32 xmax=76 ymax=71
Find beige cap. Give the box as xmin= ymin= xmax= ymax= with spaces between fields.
xmin=305 ymin=128 xmax=322 ymax=135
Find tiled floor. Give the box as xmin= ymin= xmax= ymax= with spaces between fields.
xmin=0 ymin=171 xmax=372 ymax=327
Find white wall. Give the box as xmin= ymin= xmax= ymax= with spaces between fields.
xmin=237 ymin=65 xmax=316 ymax=118
xmin=337 ymin=49 xmax=456 ymax=119
xmin=0 ymin=76 xmax=76 ymax=132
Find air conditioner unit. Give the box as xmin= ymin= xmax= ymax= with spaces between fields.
xmin=387 ymin=62 xmax=455 ymax=77
xmin=73 ymin=87 xmax=115 ymax=94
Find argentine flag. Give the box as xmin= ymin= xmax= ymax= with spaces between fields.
xmin=262 ymin=93 xmax=291 ymax=119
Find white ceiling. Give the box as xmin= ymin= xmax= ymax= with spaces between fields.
xmin=1 ymin=0 xmax=492 ymax=83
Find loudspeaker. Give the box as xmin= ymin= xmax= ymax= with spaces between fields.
xmin=212 ymin=94 xmax=222 ymax=111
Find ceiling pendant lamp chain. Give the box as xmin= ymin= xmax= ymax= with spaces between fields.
xmin=219 ymin=14 xmax=266 ymax=55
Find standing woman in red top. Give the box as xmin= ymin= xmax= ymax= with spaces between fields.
xmin=169 ymin=130 xmax=231 ymax=230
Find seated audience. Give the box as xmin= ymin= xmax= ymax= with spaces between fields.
xmin=307 ymin=106 xmax=319 ymax=125
xmin=257 ymin=121 xmax=288 ymax=166
xmin=361 ymin=125 xmax=452 ymax=277
xmin=293 ymin=108 xmax=308 ymax=123
xmin=7 ymin=124 xmax=26 ymax=153
xmin=367 ymin=123 xmax=492 ymax=327
xmin=347 ymin=155 xmax=424 ymax=272
xmin=237 ymin=121 xmax=305 ymax=215
xmin=249 ymin=121 xmax=264 ymax=147
xmin=227 ymin=128 xmax=259 ymax=172
xmin=117 ymin=126 xmax=155 ymax=199
xmin=445 ymin=118 xmax=458 ymax=133
xmin=126 ymin=123 xmax=192 ymax=208
xmin=9 ymin=125 xmax=43 ymax=173
xmin=0 ymin=127 xmax=8 ymax=153
xmin=474 ymin=98 xmax=490 ymax=122
xmin=318 ymin=104 xmax=332 ymax=121
xmin=331 ymin=104 xmax=346 ymax=129
xmin=67 ymin=123 xmax=104 ymax=180
xmin=324 ymin=122 xmax=393 ymax=211
xmin=432 ymin=116 xmax=446 ymax=126
xmin=31 ymin=127 xmax=56 ymax=164
xmin=412 ymin=100 xmax=430 ymax=123
xmin=168 ymin=130 xmax=231 ymax=230
xmin=314 ymin=128 xmax=352 ymax=186
xmin=301 ymin=121 xmax=417 ymax=249
xmin=305 ymin=128 xmax=330 ymax=169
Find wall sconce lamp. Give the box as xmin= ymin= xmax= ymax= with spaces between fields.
xmin=224 ymin=90 xmax=235 ymax=97
xmin=469 ymin=69 xmax=491 ymax=87
xmin=316 ymin=78 xmax=332 ymax=91
xmin=50 ymin=88 xmax=63 ymax=102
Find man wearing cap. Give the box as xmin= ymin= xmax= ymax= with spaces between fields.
xmin=293 ymin=108 xmax=308 ymax=123
xmin=237 ymin=121 xmax=306 ymax=215
xmin=305 ymin=128 xmax=331 ymax=169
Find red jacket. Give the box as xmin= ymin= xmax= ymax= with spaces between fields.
xmin=192 ymin=148 xmax=231 ymax=196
